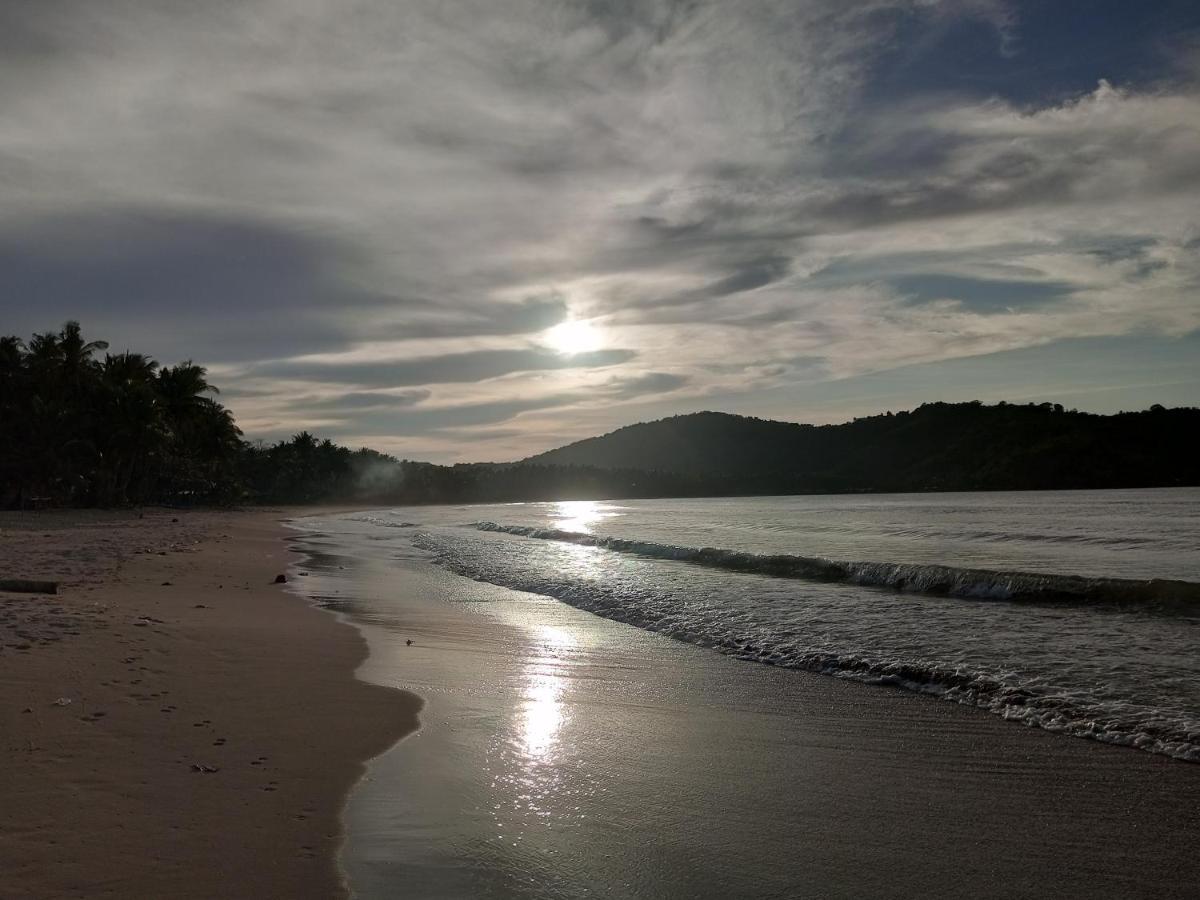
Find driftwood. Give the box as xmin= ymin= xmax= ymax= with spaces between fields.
xmin=0 ymin=579 xmax=59 ymax=595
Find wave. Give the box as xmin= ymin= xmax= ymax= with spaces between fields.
xmin=473 ymin=522 xmax=1200 ymax=610
xmin=415 ymin=529 xmax=1199 ymax=763
xmin=350 ymin=515 xmax=419 ymax=529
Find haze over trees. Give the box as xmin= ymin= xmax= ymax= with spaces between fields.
xmin=2 ymin=324 xmax=1197 ymax=509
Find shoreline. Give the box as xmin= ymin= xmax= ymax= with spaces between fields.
xmin=0 ymin=507 xmax=420 ymax=899
xmin=293 ymin=512 xmax=1200 ymax=898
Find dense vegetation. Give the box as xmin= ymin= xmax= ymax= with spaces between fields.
xmin=3 ymin=323 xmax=1197 ymax=509
xmin=526 ymin=405 xmax=1200 ymax=493
xmin=0 ymin=322 xmax=243 ymax=507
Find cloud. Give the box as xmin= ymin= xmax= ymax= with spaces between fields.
xmin=605 ymin=371 xmax=690 ymax=398
xmin=275 ymin=360 xmax=686 ymax=442
xmin=255 ymin=347 xmax=637 ymax=387
xmin=286 ymin=389 xmax=432 ymax=411
xmin=1 ymin=1 xmax=1197 ymax=460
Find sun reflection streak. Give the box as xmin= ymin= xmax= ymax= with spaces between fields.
xmin=553 ymin=499 xmax=618 ymax=533
xmin=519 ymin=625 xmax=577 ymax=760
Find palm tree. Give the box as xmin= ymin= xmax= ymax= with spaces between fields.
xmin=58 ymin=321 xmax=108 ymax=388
xmin=158 ymin=362 xmax=217 ymax=430
xmin=0 ymin=336 xmax=29 ymax=505
xmin=96 ymin=352 xmax=164 ymax=505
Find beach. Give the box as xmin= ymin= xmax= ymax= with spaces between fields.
xmin=4 ymin=499 xmax=1199 ymax=899
xmin=0 ymin=508 xmax=420 ymax=899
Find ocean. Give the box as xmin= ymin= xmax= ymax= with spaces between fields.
xmin=289 ymin=488 xmax=1200 ymax=898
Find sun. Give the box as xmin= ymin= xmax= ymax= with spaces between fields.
xmin=543 ymin=319 xmax=602 ymax=356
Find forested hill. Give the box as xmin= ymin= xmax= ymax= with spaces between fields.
xmin=522 ymin=404 xmax=1200 ymax=493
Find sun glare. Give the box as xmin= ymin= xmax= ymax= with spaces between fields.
xmin=543 ymin=319 xmax=601 ymax=356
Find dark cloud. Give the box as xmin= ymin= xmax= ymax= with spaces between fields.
xmin=605 ymin=371 xmax=689 ymax=398
xmin=256 ymin=348 xmax=637 ymax=387
xmin=286 ymin=390 xmax=431 ymax=411
xmin=0 ymin=211 xmax=389 ymax=362
xmin=0 ymin=211 xmax=570 ymax=362
xmin=676 ymin=256 xmax=793 ymax=306
xmin=888 ymin=274 xmax=1075 ymax=310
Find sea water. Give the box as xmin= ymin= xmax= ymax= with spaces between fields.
xmin=288 ymin=488 xmax=1200 ymax=899
xmin=342 ymin=488 xmax=1200 ymax=761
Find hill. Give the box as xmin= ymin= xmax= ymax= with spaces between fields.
xmin=521 ymin=403 xmax=1200 ymax=493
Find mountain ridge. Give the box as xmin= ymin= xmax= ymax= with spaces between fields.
xmin=517 ymin=402 xmax=1200 ymax=493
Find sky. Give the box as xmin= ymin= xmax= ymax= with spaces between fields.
xmin=1 ymin=0 xmax=1198 ymax=462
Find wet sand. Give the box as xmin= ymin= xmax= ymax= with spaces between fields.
xmin=0 ymin=508 xmax=420 ymax=899
xmin=293 ymin=512 xmax=1200 ymax=900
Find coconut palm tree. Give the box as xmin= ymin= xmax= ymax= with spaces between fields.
xmin=96 ymin=352 xmax=165 ymax=505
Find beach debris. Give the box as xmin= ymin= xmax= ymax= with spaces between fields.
xmin=53 ymin=697 xmax=72 ymax=706
xmin=298 ymin=572 xmax=310 ymax=577
xmin=190 ymin=764 xmax=220 ymax=774
xmin=22 ymin=707 xmax=32 ymax=714
xmin=273 ymin=574 xmax=287 ymax=584
xmin=406 ymin=639 xmax=414 ymax=646
xmin=161 ymin=581 xmax=173 ymax=586
xmin=0 ymin=579 xmax=59 ymax=595
xmin=194 ymin=603 xmax=208 ymax=609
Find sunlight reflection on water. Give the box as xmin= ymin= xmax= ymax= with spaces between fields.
xmin=520 ymin=625 xmax=576 ymax=759
xmin=485 ymin=621 xmax=600 ymax=844
xmin=551 ymin=499 xmax=622 ymax=533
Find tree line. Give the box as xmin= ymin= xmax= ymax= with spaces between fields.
xmin=1 ymin=322 xmax=245 ymax=507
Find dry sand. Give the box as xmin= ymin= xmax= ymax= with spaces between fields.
xmin=0 ymin=508 xmax=420 ymax=899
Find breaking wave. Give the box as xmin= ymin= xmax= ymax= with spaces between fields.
xmin=474 ymin=522 xmax=1200 ymax=610
xmin=408 ymin=524 xmax=1200 ymax=762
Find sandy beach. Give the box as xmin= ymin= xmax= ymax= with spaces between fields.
xmin=5 ymin=503 xmax=1199 ymax=899
xmin=0 ymin=508 xmax=420 ymax=899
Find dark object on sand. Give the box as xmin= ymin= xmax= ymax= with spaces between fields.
xmin=190 ymin=764 xmax=220 ymax=773
xmin=406 ymin=639 xmax=413 ymax=646
xmin=0 ymin=578 xmax=58 ymax=595
xmin=161 ymin=581 xmax=173 ymax=586
xmin=298 ymin=571 xmax=310 ymax=576
xmin=273 ymin=574 xmax=287 ymax=584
